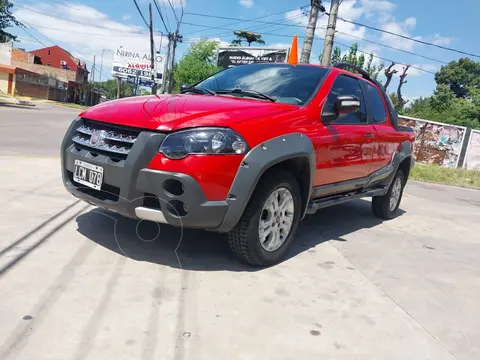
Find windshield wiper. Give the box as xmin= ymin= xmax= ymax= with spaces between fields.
xmin=215 ymin=88 xmax=276 ymax=102
xmin=180 ymin=86 xmax=216 ymax=96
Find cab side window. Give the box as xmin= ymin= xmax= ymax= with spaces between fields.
xmin=365 ymin=82 xmax=388 ymax=124
xmin=322 ymin=75 xmax=367 ymax=125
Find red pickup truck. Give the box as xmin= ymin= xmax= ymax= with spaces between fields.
xmin=61 ymin=62 xmax=414 ymax=266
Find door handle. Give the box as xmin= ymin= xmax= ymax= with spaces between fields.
xmin=365 ymin=133 xmax=375 ymax=138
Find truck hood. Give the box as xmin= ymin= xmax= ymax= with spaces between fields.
xmin=79 ymin=94 xmax=298 ymax=131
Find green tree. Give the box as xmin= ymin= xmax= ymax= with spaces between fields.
xmin=403 ymin=85 xmax=480 ymax=129
xmin=174 ymin=39 xmax=222 ymax=92
xmin=231 ymin=30 xmax=265 ymax=47
xmin=1 ymin=0 xmax=23 ymax=42
xmin=320 ymin=43 xmax=384 ymax=79
xmin=91 ymin=79 xmax=135 ymax=100
xmin=435 ymin=58 xmax=480 ymax=99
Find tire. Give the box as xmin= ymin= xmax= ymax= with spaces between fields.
xmin=372 ymin=169 xmax=405 ymax=220
xmin=228 ymin=169 xmax=302 ymax=266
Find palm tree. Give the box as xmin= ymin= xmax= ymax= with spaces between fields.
xmin=231 ymin=30 xmax=265 ymax=47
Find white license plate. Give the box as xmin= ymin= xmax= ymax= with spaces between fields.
xmin=73 ymin=160 xmax=104 ymax=191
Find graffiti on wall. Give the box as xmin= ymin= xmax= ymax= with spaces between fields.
xmin=464 ymin=130 xmax=480 ymax=170
xmin=398 ymin=116 xmax=466 ymax=168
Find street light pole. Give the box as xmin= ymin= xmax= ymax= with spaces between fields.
xmin=99 ymin=49 xmax=111 ymax=82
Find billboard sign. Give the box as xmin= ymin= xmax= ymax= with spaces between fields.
xmin=112 ymin=48 xmax=164 ymax=83
xmin=216 ymin=47 xmax=290 ymax=69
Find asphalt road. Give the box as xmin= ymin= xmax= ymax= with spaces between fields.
xmin=0 ymin=102 xmax=80 ymax=157
xmin=0 ymin=104 xmax=479 ymax=360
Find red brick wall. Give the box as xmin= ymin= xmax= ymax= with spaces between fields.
xmin=15 ymin=81 xmax=67 ymax=101
xmin=15 ymin=81 xmax=48 ymax=99
xmin=12 ymin=49 xmax=34 ymax=63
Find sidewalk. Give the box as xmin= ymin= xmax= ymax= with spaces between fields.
xmin=0 ymin=95 xmax=36 ymax=107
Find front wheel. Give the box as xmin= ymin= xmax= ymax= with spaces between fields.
xmin=228 ymin=169 xmax=302 ymax=266
xmin=372 ymin=169 xmax=405 ymax=220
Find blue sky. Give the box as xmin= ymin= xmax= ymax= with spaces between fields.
xmin=10 ymin=0 xmax=480 ymax=102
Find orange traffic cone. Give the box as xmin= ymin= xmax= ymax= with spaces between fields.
xmin=288 ymin=35 xmax=298 ymax=65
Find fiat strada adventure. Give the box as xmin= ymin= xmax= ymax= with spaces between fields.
xmin=61 ymin=62 xmax=415 ymax=266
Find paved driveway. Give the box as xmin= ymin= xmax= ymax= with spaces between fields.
xmin=0 ymin=105 xmax=479 ymax=360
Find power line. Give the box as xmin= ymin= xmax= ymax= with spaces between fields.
xmin=132 ymin=0 xmax=149 ymax=28
xmin=16 ymin=19 xmax=111 ymax=80
xmin=160 ymin=0 xmax=172 ymax=30
xmin=200 ymin=13 xmax=307 ymax=40
xmin=183 ymin=11 xmax=310 ymax=29
xmin=167 ymin=0 xmax=180 ymax=24
xmin=153 ymin=0 xmax=171 ymax=33
xmin=33 ymin=25 xmax=152 ymax=37
xmin=335 ymin=31 xmax=449 ymax=65
xmin=334 ymin=40 xmax=437 ymax=75
xmin=333 ymin=15 xmax=480 ymax=59
xmin=13 ymin=4 xmax=144 ymax=34
xmin=182 ymin=4 xmax=309 ymax=36
xmin=181 ymin=20 xmax=436 ymax=75
xmin=181 ymin=22 xmax=309 ymax=39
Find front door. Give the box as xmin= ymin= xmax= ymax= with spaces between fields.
xmin=7 ymin=74 xmax=13 ymax=95
xmin=314 ymin=74 xmax=375 ymax=188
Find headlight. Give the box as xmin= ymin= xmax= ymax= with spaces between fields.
xmin=160 ymin=127 xmax=248 ymax=159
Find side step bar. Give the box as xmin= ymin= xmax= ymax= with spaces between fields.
xmin=306 ymin=187 xmax=387 ymax=215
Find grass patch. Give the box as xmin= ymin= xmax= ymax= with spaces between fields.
xmin=410 ymin=163 xmax=480 ymax=189
xmin=49 ymin=102 xmax=89 ymax=110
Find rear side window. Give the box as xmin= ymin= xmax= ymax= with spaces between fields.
xmin=365 ymin=82 xmax=388 ymax=124
xmin=323 ymin=75 xmax=367 ymax=124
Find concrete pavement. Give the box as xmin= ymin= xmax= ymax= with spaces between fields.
xmin=1 ymin=104 xmax=479 ymax=359
xmin=0 ymin=155 xmax=479 ymax=360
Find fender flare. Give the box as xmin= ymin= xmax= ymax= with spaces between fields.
xmin=215 ymin=133 xmax=316 ymax=233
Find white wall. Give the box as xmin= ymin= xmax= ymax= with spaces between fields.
xmin=0 ymin=72 xmax=10 ymax=94
xmin=0 ymin=42 xmax=13 ymax=65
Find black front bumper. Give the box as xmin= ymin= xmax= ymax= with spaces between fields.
xmin=61 ymin=118 xmax=229 ymax=230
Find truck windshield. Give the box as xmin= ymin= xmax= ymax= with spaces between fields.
xmin=196 ymin=63 xmax=328 ymax=105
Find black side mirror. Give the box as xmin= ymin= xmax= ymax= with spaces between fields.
xmin=180 ymin=84 xmax=191 ymax=92
xmin=334 ymin=95 xmax=361 ymax=114
xmin=322 ymin=95 xmax=361 ymax=125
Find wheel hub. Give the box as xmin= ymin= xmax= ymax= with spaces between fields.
xmin=258 ymin=187 xmax=295 ymax=252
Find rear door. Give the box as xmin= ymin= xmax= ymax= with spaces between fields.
xmin=363 ymin=81 xmax=404 ymax=173
xmin=314 ymin=74 xmax=375 ymax=186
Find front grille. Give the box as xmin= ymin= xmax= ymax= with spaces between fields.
xmin=67 ymin=170 xmax=120 ymax=202
xmin=72 ymin=119 xmax=141 ymax=160
xmin=143 ymin=193 xmax=161 ymax=210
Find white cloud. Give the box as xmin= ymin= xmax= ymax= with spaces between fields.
xmin=430 ymin=34 xmax=452 ymax=46
xmin=267 ymin=43 xmax=292 ymax=49
xmin=122 ymin=14 xmax=131 ymax=21
xmin=239 ymin=0 xmax=254 ymax=8
xmin=360 ymin=0 xmax=396 ymax=14
xmin=380 ymin=17 xmax=421 ymax=51
xmin=14 ymin=3 xmax=168 ymax=80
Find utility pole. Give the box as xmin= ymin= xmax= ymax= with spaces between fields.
xmin=321 ymin=0 xmax=340 ymax=66
xmin=149 ymin=3 xmax=158 ymax=94
xmin=300 ymin=0 xmax=325 ymax=64
xmin=168 ymin=32 xmax=182 ymax=94
xmin=90 ymin=55 xmax=96 ymax=106
xmin=162 ymin=35 xmax=171 ymax=94
xmin=116 ymin=77 xmax=121 ymax=99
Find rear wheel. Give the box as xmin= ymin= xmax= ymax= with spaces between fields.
xmin=228 ymin=169 xmax=302 ymax=266
xmin=372 ymin=169 xmax=405 ymax=220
